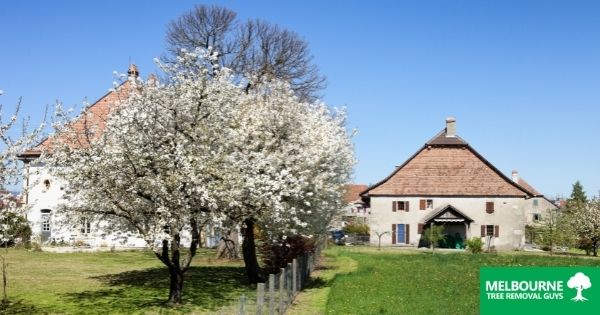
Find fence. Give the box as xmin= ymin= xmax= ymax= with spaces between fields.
xmin=344 ymin=234 xmax=370 ymax=245
xmin=235 ymin=245 xmax=322 ymax=315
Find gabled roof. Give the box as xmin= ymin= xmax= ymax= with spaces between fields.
xmin=422 ymin=204 xmax=474 ymax=223
xmin=19 ymin=71 xmax=138 ymax=159
xmin=361 ymin=122 xmax=539 ymax=198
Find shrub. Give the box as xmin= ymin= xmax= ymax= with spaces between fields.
xmin=343 ymin=222 xmax=370 ymax=235
xmin=73 ymin=240 xmax=90 ymax=247
xmin=466 ymin=237 xmax=483 ymax=254
xmin=30 ymin=242 xmax=42 ymax=252
xmin=0 ymin=211 xmax=32 ymax=247
xmin=421 ymin=225 xmax=445 ymax=250
xmin=260 ymin=235 xmax=316 ymax=274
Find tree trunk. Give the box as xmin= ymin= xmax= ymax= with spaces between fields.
xmin=154 ymin=216 xmax=201 ymax=306
xmin=167 ymin=267 xmax=184 ymax=305
xmin=242 ymin=218 xmax=263 ymax=284
xmin=216 ymin=229 xmax=240 ymax=259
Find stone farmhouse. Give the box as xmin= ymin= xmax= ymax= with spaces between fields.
xmin=360 ymin=118 xmax=557 ymax=250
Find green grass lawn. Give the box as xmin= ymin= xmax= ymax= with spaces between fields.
xmin=320 ymin=247 xmax=600 ymax=315
xmin=5 ymin=246 xmax=599 ymax=315
xmin=0 ymin=248 xmax=254 ymax=314
xmin=287 ymin=246 xmax=600 ymax=315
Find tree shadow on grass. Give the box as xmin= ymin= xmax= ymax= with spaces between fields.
xmin=60 ymin=266 xmax=252 ymax=314
xmin=0 ymin=299 xmax=42 ymax=315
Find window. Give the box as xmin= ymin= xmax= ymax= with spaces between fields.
xmin=533 ymin=199 xmax=539 ymax=207
xmin=486 ymin=225 xmax=494 ymax=236
xmin=80 ymin=218 xmax=91 ymax=234
xmin=486 ymin=202 xmax=495 ymax=214
xmin=481 ymin=225 xmax=499 ymax=238
xmin=533 ymin=213 xmax=542 ymax=221
xmin=43 ymin=179 xmax=51 ymax=191
xmin=398 ymin=202 xmax=406 ymax=211
xmin=393 ymin=201 xmax=410 ymax=212
xmin=40 ymin=209 xmax=51 ymax=232
xmin=419 ymin=199 xmax=433 ymax=210
xmin=42 ymin=215 xmax=50 ymax=232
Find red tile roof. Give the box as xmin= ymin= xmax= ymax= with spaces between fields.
xmin=19 ymin=80 xmax=134 ymax=157
xmin=516 ymin=177 xmax=541 ymax=196
xmin=362 ymin=128 xmax=537 ymax=197
xmin=344 ymin=184 xmax=368 ymax=204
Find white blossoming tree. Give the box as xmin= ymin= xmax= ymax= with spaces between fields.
xmin=0 ymin=92 xmax=45 ymax=304
xmin=571 ymin=199 xmax=600 ymax=256
xmin=43 ymin=51 xmax=245 ymax=305
xmin=220 ymin=79 xmax=354 ymax=282
xmin=43 ymin=50 xmax=355 ymax=302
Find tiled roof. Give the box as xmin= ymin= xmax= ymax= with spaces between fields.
xmin=363 ymin=126 xmax=535 ymax=197
xmin=20 ymin=80 xmax=134 ymax=157
xmin=344 ymin=184 xmax=368 ymax=204
xmin=517 ymin=177 xmax=541 ymax=196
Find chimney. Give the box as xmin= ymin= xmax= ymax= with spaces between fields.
xmin=127 ymin=64 xmax=139 ymax=78
xmin=445 ymin=117 xmax=456 ymax=137
xmin=512 ymin=170 xmax=519 ymax=183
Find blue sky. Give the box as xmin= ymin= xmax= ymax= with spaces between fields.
xmin=1 ymin=1 xmax=599 ymax=198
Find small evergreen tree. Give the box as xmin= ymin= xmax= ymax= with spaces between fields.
xmin=567 ymin=181 xmax=588 ymax=210
xmin=567 ymin=181 xmax=592 ymax=254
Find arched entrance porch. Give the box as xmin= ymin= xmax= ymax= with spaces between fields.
xmin=419 ymin=205 xmax=474 ymax=249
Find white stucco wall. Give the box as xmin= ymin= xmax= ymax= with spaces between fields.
xmin=368 ymin=196 xmax=544 ymax=250
xmin=24 ymin=162 xmax=149 ymax=247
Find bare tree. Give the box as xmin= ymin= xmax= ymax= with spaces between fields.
xmin=166 ymin=5 xmax=238 ymax=63
xmin=165 ymin=4 xmax=326 ymax=101
xmin=374 ymin=231 xmax=388 ymax=250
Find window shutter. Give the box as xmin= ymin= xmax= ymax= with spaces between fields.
xmin=494 ymin=225 xmax=499 ymax=238
xmin=486 ymin=202 xmax=494 ymax=214
xmin=420 ymin=199 xmax=426 ymax=210
xmin=406 ymin=201 xmax=410 ymax=212
xmin=392 ymin=201 xmax=397 ymax=212
xmin=405 ymin=224 xmax=410 ymax=244
xmin=418 ymin=223 xmax=424 ymax=234
xmin=392 ymin=224 xmax=397 ymax=244
xmin=481 ymin=225 xmax=486 ymax=237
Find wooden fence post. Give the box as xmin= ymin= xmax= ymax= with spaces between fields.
xmin=279 ymin=267 xmax=285 ymax=314
xmin=292 ymin=258 xmax=298 ymax=296
xmin=257 ymin=283 xmax=265 ymax=315
xmin=269 ymin=273 xmax=275 ymax=315
xmin=286 ymin=262 xmax=292 ymax=300
xmin=239 ymin=294 xmax=246 ymax=315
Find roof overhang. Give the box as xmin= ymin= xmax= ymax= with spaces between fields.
xmin=422 ymin=204 xmax=474 ymax=224
xmin=17 ymin=150 xmax=42 ymax=161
